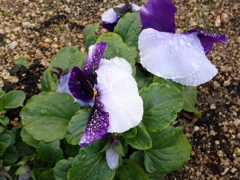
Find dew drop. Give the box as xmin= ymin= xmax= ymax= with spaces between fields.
xmin=66 ymin=96 xmax=71 ymax=102
xmin=179 ymin=39 xmax=185 ymax=45
xmin=187 ymin=42 xmax=192 ymax=47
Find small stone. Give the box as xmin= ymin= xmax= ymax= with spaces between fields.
xmin=217 ymin=150 xmax=223 ymax=157
xmin=215 ymin=140 xmax=220 ymax=145
xmin=13 ymin=26 xmax=21 ymax=32
xmin=223 ymin=79 xmax=231 ymax=87
xmin=220 ymin=13 xmax=229 ymax=23
xmin=22 ymin=22 xmax=32 ymax=28
xmin=212 ymin=81 xmax=220 ymax=88
xmin=7 ymin=76 xmax=19 ymax=83
xmin=210 ymin=130 xmax=216 ymax=136
xmin=210 ymin=104 xmax=216 ymax=109
xmin=9 ymin=41 xmax=18 ymax=49
xmin=39 ymin=17 xmax=45 ymax=23
xmin=215 ymin=16 xmax=221 ymax=27
xmin=41 ymin=59 xmax=49 ymax=67
xmin=220 ymin=65 xmax=232 ymax=72
xmin=42 ymin=43 xmax=50 ymax=49
xmin=233 ymin=119 xmax=240 ymax=127
xmin=194 ymin=126 xmax=200 ymax=131
xmin=35 ymin=49 xmax=45 ymax=59
xmin=65 ymin=7 xmax=71 ymax=13
xmin=236 ymin=133 xmax=240 ymax=139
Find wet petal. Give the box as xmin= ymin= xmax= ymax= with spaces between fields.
xmin=139 ymin=28 xmax=209 ymax=80
xmin=96 ymin=57 xmax=143 ymax=133
xmin=68 ymin=66 xmax=94 ymax=103
xmin=106 ymin=145 xmax=119 ymax=170
xmin=57 ymin=71 xmax=87 ymax=106
xmin=186 ymin=29 xmax=228 ymax=53
xmin=140 ymin=0 xmax=177 ymax=32
xmin=82 ymin=42 xmax=107 ymax=85
xmin=173 ymin=57 xmax=218 ymax=86
xmin=101 ymin=3 xmax=140 ymax=31
xmin=79 ymin=95 xmax=109 ymax=147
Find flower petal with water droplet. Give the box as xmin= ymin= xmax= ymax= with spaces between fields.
xmin=79 ymin=95 xmax=109 ymax=147
xmin=82 ymin=42 xmax=107 ymax=86
xmin=96 ymin=57 xmax=143 ymax=133
xmin=186 ymin=29 xmax=228 ymax=53
xmin=57 ymin=71 xmax=87 ymax=106
xmin=139 ymin=28 xmax=208 ymax=80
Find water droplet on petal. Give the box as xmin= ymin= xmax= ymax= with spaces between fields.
xmin=179 ymin=39 xmax=185 ymax=45
xmin=187 ymin=42 xmax=192 ymax=47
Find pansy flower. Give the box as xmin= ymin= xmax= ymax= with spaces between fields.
xmin=101 ymin=1 xmax=140 ymax=31
xmin=138 ymin=0 xmax=227 ymax=86
xmin=57 ymin=42 xmax=143 ymax=146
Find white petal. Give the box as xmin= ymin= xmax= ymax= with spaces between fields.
xmin=139 ymin=28 xmax=208 ymax=79
xmin=106 ymin=145 xmax=119 ymax=170
xmin=101 ymin=4 xmax=125 ymax=23
xmin=173 ymin=58 xmax=218 ymax=86
xmin=96 ymin=57 xmax=143 ymax=133
xmin=57 ymin=71 xmax=87 ymax=106
xmin=131 ymin=3 xmax=141 ymax=11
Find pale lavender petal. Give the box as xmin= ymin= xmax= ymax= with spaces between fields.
xmin=101 ymin=3 xmax=140 ymax=31
xmin=186 ymin=29 xmax=228 ymax=53
xmin=140 ymin=0 xmax=177 ymax=32
xmin=82 ymin=42 xmax=107 ymax=86
xmin=139 ymin=28 xmax=210 ymax=80
xmin=79 ymin=94 xmax=109 ymax=147
xmin=106 ymin=145 xmax=119 ymax=170
xmin=96 ymin=57 xmax=143 ymax=133
xmin=68 ymin=66 xmax=94 ymax=104
xmin=173 ymin=57 xmax=218 ymax=86
xmin=57 ymin=71 xmax=87 ymax=106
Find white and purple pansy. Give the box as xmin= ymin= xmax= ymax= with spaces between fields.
xmin=101 ymin=2 xmax=140 ymax=31
xmin=57 ymin=42 xmax=143 ymax=147
xmin=138 ymin=0 xmax=228 ymax=86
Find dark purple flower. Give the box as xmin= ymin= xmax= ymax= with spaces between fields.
xmin=57 ymin=42 xmax=143 ymax=146
xmin=139 ymin=0 xmax=227 ymax=86
xmin=101 ymin=3 xmax=140 ymax=31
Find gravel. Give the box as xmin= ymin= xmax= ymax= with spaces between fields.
xmin=0 ymin=0 xmax=239 ymax=179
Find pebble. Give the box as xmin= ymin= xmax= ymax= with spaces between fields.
xmin=9 ymin=41 xmax=18 ymax=49
xmin=35 ymin=49 xmax=45 ymax=59
xmin=194 ymin=126 xmax=200 ymax=131
xmin=210 ymin=104 xmax=216 ymax=109
xmin=7 ymin=76 xmax=19 ymax=83
xmin=65 ymin=7 xmax=71 ymax=13
xmin=223 ymin=79 xmax=231 ymax=87
xmin=22 ymin=22 xmax=32 ymax=28
xmin=42 ymin=43 xmax=50 ymax=49
xmin=233 ymin=119 xmax=240 ymax=127
xmin=215 ymin=16 xmax=221 ymax=27
xmin=13 ymin=27 xmax=21 ymax=32
xmin=221 ymin=13 xmax=229 ymax=23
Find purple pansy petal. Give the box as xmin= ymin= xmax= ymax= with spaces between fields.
xmin=186 ymin=29 xmax=228 ymax=53
xmin=68 ymin=66 xmax=94 ymax=103
xmin=106 ymin=145 xmax=119 ymax=170
xmin=82 ymin=42 xmax=107 ymax=85
xmin=139 ymin=28 xmax=211 ymax=81
xmin=173 ymin=57 xmax=218 ymax=86
xmin=140 ymin=0 xmax=177 ymax=33
xmin=57 ymin=71 xmax=87 ymax=106
xmin=96 ymin=57 xmax=143 ymax=133
xmin=79 ymin=95 xmax=109 ymax=147
xmin=102 ymin=21 xmax=117 ymax=32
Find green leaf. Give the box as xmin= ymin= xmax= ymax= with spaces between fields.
xmin=113 ymin=140 xmax=125 ymax=157
xmin=153 ymin=77 xmax=201 ymax=117
xmin=2 ymin=145 xmax=18 ymax=166
xmin=145 ymin=126 xmax=191 ymax=174
xmin=115 ymin=159 xmax=148 ymax=180
xmin=15 ymin=129 xmax=31 ymax=157
xmin=122 ymin=127 xmax=137 ymax=139
xmin=15 ymin=165 xmax=29 ymax=175
xmin=67 ymin=140 xmax=116 ymax=180
xmin=0 ymin=116 xmax=9 ymax=126
xmin=125 ymin=126 xmax=152 ymax=150
xmin=96 ymin=33 xmax=136 ymax=67
xmin=135 ymin=68 xmax=153 ymax=90
xmin=83 ymin=23 xmax=99 ymax=51
xmin=0 ymin=133 xmax=12 ymax=148
xmin=20 ymin=127 xmax=39 ymax=148
xmin=37 ymin=168 xmax=55 ymax=180
xmin=37 ymin=140 xmax=63 ymax=164
xmin=2 ymin=90 xmax=25 ymax=109
xmin=48 ymin=46 xmax=87 ymax=71
xmin=65 ymin=109 xmax=89 ymax=145
xmin=0 ymin=87 xmax=5 ymax=98
xmin=14 ymin=57 xmax=29 ymax=69
xmin=20 ymin=92 xmax=80 ymax=142
xmin=146 ymin=172 xmax=166 ymax=180
xmin=41 ymin=69 xmax=58 ymax=92
xmin=139 ymin=83 xmax=184 ymax=132
xmin=53 ymin=157 xmax=73 ymax=180
xmin=65 ymin=143 xmax=80 ymax=157
xmin=114 ymin=12 xmax=142 ymax=47
xmin=0 ymin=142 xmax=7 ymax=156
xmin=129 ymin=151 xmax=144 ymax=167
